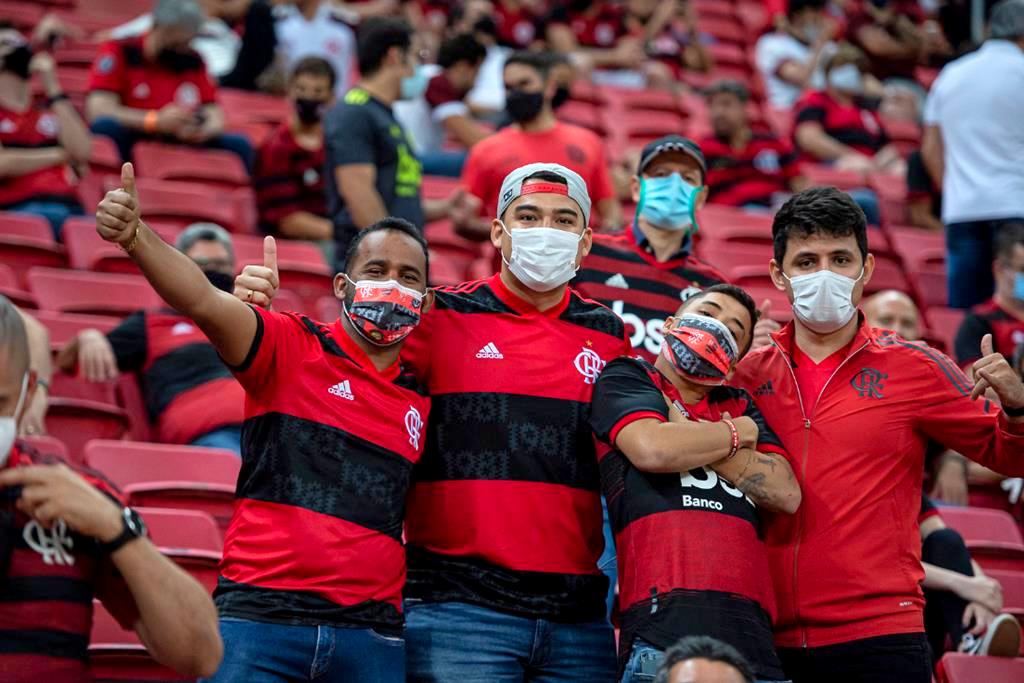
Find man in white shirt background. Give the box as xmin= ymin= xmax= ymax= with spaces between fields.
xmin=755 ymin=0 xmax=837 ymax=109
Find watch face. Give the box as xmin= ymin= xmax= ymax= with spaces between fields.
xmin=124 ymin=508 xmax=146 ymax=537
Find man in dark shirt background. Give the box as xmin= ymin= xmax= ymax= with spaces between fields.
xmin=906 ymin=149 xmax=943 ymax=232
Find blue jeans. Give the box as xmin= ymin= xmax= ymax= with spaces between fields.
xmin=419 ymin=149 xmax=466 ymax=177
xmin=190 ymin=425 xmax=242 ymax=455
xmin=91 ymin=116 xmax=255 ymax=172
xmin=6 ymin=199 xmax=83 ymax=240
xmin=945 ymin=217 xmax=1024 ymax=309
xmin=405 ymin=600 xmax=616 ymax=682
xmin=201 ymin=617 xmax=405 ymax=683
xmin=622 ymin=638 xmax=790 ymax=683
xmin=598 ymin=495 xmax=617 ymax=620
xmin=845 ymin=188 xmax=881 ymax=227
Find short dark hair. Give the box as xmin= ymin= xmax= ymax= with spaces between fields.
xmin=343 ymin=217 xmax=430 ymax=280
xmin=787 ymin=0 xmax=827 ymax=19
xmin=655 ymin=636 xmax=755 ymax=683
xmin=705 ymin=79 xmax=750 ymax=103
xmin=503 ymin=50 xmax=552 ymax=79
xmin=681 ymin=284 xmax=760 ymax=356
xmin=357 ymin=17 xmax=412 ymax=76
xmin=523 ymin=170 xmax=568 ymax=186
xmin=291 ymin=56 xmax=337 ymax=90
xmin=0 ymin=295 xmax=29 ymax=378
xmin=437 ymin=33 xmax=486 ymax=69
xmin=772 ymin=186 xmax=869 ymax=266
xmin=995 ymin=222 xmax=1024 ymax=262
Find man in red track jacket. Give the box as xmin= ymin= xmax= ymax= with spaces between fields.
xmin=731 ymin=187 xmax=1024 ymax=683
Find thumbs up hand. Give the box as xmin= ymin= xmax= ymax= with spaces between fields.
xmin=750 ymin=298 xmax=781 ymax=352
xmin=96 ymin=162 xmax=141 ymax=249
xmin=233 ymin=236 xmax=280 ymax=308
xmin=970 ymin=333 xmax=1024 ymax=412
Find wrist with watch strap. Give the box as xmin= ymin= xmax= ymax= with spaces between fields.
xmin=1004 ymin=404 xmax=1024 ymax=418
xmin=100 ymin=506 xmax=147 ymax=554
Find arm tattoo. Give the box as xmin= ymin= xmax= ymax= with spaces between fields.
xmin=737 ymin=472 xmax=769 ymax=502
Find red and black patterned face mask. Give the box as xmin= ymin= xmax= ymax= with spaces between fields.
xmin=342 ymin=276 xmax=424 ymax=346
xmin=662 ymin=314 xmax=739 ymax=386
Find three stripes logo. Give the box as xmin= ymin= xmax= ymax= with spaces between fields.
xmin=328 ymin=379 xmax=354 ymax=400
xmin=475 ymin=342 xmax=504 ymax=359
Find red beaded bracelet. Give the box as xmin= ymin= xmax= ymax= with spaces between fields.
xmin=722 ymin=418 xmax=740 ymax=461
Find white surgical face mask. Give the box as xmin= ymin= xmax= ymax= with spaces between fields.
xmin=501 ymin=222 xmax=584 ymax=293
xmin=0 ymin=373 xmax=29 ymax=468
xmin=828 ymin=63 xmax=863 ymax=95
xmin=785 ymin=268 xmax=863 ymax=334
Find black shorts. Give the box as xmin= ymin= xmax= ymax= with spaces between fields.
xmin=778 ymin=633 xmax=932 ymax=683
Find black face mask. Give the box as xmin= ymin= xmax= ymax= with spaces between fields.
xmin=204 ymin=269 xmax=235 ymax=293
xmin=3 ymin=45 xmax=32 ymax=80
xmin=473 ymin=16 xmax=498 ymax=39
xmin=157 ymin=48 xmax=196 ymax=72
xmin=295 ymin=98 xmax=326 ymax=125
xmin=551 ymin=85 xmax=571 ymax=110
xmin=505 ymin=89 xmax=545 ymax=123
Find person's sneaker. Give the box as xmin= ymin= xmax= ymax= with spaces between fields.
xmin=960 ymin=613 xmax=1022 ymax=657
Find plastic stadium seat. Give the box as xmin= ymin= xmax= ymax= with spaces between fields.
xmin=467 ymin=256 xmax=495 ymax=282
xmin=0 ymin=212 xmax=66 ymax=287
xmin=19 ymin=434 xmax=70 ymax=461
xmin=89 ymin=600 xmax=182 ymax=682
xmin=0 ymin=2 xmax=43 ymax=30
xmin=89 ymin=135 xmax=126 ymax=178
xmin=935 ymin=652 xmax=1024 ymax=683
xmin=556 ymin=101 xmax=606 ymax=135
xmin=601 ymin=86 xmax=680 ymax=113
xmin=888 ymin=226 xmax=945 ymax=271
xmin=33 ymin=310 xmax=122 ymax=349
xmin=699 ymin=17 xmax=749 ymax=45
xmin=621 ymin=110 xmax=688 ymax=145
xmin=45 ymin=370 xmax=130 ymax=463
xmin=27 ymin=267 xmax=163 ymax=317
xmin=697 ymin=205 xmax=774 ymax=244
xmin=233 ymin=235 xmax=331 ymax=312
xmin=987 ymin=569 xmax=1024 ymax=622
xmin=940 ymin=507 xmax=1024 ymax=572
xmin=136 ymin=507 xmax=222 ymax=593
xmin=763 ymin=107 xmax=795 ymax=138
xmin=103 ymin=177 xmax=252 ymax=233
xmin=863 ymin=254 xmax=909 ymax=295
xmin=218 ymin=88 xmax=292 ymax=125
xmin=708 ymin=42 xmax=751 ymax=71
xmin=316 ymin=295 xmax=341 ymax=322
xmin=911 ymin=265 xmax=949 ymax=309
xmin=0 ymin=263 xmax=34 ymax=308
xmin=133 ymin=142 xmax=250 ymax=189
xmin=429 ymin=249 xmax=470 ymax=286
xmin=64 ymin=217 xmax=182 ymax=273
xmin=923 ymin=307 xmax=965 ymax=356
xmin=421 ymin=175 xmax=460 ymax=201
xmin=802 ymin=164 xmax=867 ymax=190
xmin=84 ymin=440 xmax=240 ymax=532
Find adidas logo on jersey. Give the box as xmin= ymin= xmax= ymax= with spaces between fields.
xmin=475 ymin=342 xmax=503 ymax=359
xmin=604 ymin=273 xmax=629 ymax=289
xmin=328 ymin=380 xmax=354 ymax=400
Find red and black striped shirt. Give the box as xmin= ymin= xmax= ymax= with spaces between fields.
xmin=590 ymin=357 xmax=786 ymax=680
xmin=215 ymin=307 xmax=430 ymax=634
xmin=0 ymin=105 xmax=78 ymax=208
xmin=402 ymin=273 xmax=630 ymax=621
xmin=108 ymin=309 xmax=245 ymax=444
xmin=0 ymin=443 xmax=137 ymax=682
xmin=794 ymin=90 xmax=889 ymax=158
xmin=954 ymin=298 xmax=1024 ymax=368
xmin=572 ymin=232 xmax=728 ymax=362
xmin=254 ymin=123 xmax=327 ymax=234
xmin=700 ymin=132 xmax=801 ymax=208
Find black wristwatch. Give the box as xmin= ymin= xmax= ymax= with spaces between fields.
xmin=1004 ymin=404 xmax=1024 ymax=418
xmin=100 ymin=507 xmax=147 ymax=554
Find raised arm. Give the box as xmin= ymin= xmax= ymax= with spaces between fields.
xmin=95 ymin=162 xmax=261 ymax=366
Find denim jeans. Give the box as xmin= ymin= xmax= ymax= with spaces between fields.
xmin=190 ymin=425 xmax=242 ymax=455
xmin=622 ymin=638 xmax=790 ymax=683
xmin=419 ymin=149 xmax=466 ymax=177
xmin=598 ymin=495 xmax=617 ymax=620
xmin=845 ymin=188 xmax=881 ymax=227
xmin=6 ymin=198 xmax=83 ymax=240
xmin=91 ymin=116 xmax=255 ymax=172
xmin=201 ymin=617 xmax=405 ymax=683
xmin=945 ymin=217 xmax=1024 ymax=309
xmin=405 ymin=600 xmax=616 ymax=682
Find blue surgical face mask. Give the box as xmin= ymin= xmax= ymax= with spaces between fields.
xmin=400 ymin=65 xmax=429 ymax=100
xmin=1014 ymin=272 xmax=1024 ymax=302
xmin=636 ymin=173 xmax=703 ymax=233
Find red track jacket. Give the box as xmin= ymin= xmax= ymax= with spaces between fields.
xmin=732 ymin=316 xmax=1024 ymax=648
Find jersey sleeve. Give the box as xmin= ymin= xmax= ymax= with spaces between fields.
xmin=254 ymin=133 xmax=302 ymax=226
xmin=735 ymin=388 xmax=789 ymax=458
xmin=913 ymin=345 xmax=1024 ymax=477
xmin=459 ymin=144 xmax=488 ymax=210
xmin=88 ymin=41 xmax=127 ymax=95
xmin=590 ymin=357 xmax=669 ymax=447
xmin=107 ymin=311 xmax=148 ymax=372
xmin=953 ymin=313 xmax=990 ymax=367
xmin=794 ymin=95 xmax=826 ymax=125
xmin=229 ymin=305 xmax=301 ymax=394
xmin=325 ymin=104 xmax=377 ymax=168
xmin=779 ymin=140 xmax=801 ymax=181
xmin=905 ymin=151 xmax=933 ymax=200
xmin=588 ymin=135 xmax=616 ymax=203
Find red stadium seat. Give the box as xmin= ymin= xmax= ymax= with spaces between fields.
xmin=940 ymin=507 xmax=1024 ymax=572
xmin=428 ymin=249 xmax=470 ymax=286
xmin=708 ymin=42 xmax=751 ymax=71
xmin=136 ymin=507 xmax=222 ymax=593
xmin=863 ymin=253 xmax=909 ymax=295
xmin=620 ymin=110 xmax=689 ymax=145
xmin=0 ymin=262 xmax=34 ymax=308
xmin=802 ymin=164 xmax=867 ymax=190
xmin=64 ymin=217 xmax=182 ymax=273
xmin=32 ymin=310 xmax=122 ymax=349
xmin=88 ymin=601 xmax=181 ymax=682
xmin=0 ymin=2 xmax=44 ymax=30
xmin=697 ymin=239 xmax=772 ymax=274
xmin=315 ymin=295 xmax=340 ymax=322
xmin=218 ymin=88 xmax=292 ymax=125
xmin=89 ymin=135 xmax=126 ymax=178
xmin=104 ymin=177 xmax=251 ymax=233
xmin=601 ymin=86 xmax=680 ymax=113
xmin=18 ymin=434 xmax=70 ymax=461
xmin=763 ymin=107 xmax=795 ymax=138
xmin=27 ymin=267 xmax=163 ymax=317
xmin=699 ymin=17 xmax=749 ymax=45
xmin=421 ymin=175 xmax=460 ymax=201
xmin=46 ymin=399 xmax=131 ymax=465
xmin=556 ymin=101 xmax=606 ymax=135
xmin=84 ymin=440 xmax=240 ymax=532
xmin=987 ymin=569 xmax=1024 ymax=625
xmin=232 ymin=235 xmax=332 ymax=312
xmin=133 ymin=142 xmax=250 ymax=189
xmin=911 ymin=265 xmax=949 ymax=309
xmin=923 ymin=307 xmax=965 ymax=356
xmin=935 ymin=652 xmax=1024 ymax=683
xmin=0 ymin=212 xmax=66 ymax=288
xmin=697 ymin=205 xmax=774 ymax=244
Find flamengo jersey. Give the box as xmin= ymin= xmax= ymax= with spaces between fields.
xmin=590 ymin=357 xmax=786 ymax=680
xmin=954 ymin=298 xmax=1024 ymax=367
xmin=572 ymin=233 xmax=728 ymax=361
xmin=216 ymin=307 xmax=429 ymax=634
xmin=402 ymin=273 xmax=631 ymax=621
xmin=0 ymin=105 xmax=77 ymax=207
xmin=0 ymin=444 xmax=138 ymax=682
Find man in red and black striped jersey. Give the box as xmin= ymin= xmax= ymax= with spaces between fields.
xmin=254 ymin=57 xmax=335 ymax=242
xmin=700 ymin=80 xmax=806 ymax=210
xmin=96 ymin=163 xmax=433 ymax=682
xmin=0 ymin=295 xmax=222 ymax=682
xmin=590 ymin=284 xmax=800 ymax=683
xmin=955 ymin=224 xmax=1024 ymax=372
xmin=398 ymin=162 xmax=629 ymax=681
xmin=56 ymin=223 xmax=246 ymax=454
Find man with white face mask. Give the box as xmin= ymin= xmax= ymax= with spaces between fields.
xmin=731 ymin=187 xmax=1024 ymax=683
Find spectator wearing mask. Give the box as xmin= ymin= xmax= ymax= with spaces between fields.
xmin=274 ymin=0 xmax=357 ymax=96
xmin=700 ymin=80 xmax=806 ymax=210
xmin=454 ymin=50 xmax=622 ymax=238
xmin=590 ymin=284 xmax=799 ymax=683
xmin=905 ymin=149 xmax=943 ymax=231
xmin=255 ymin=57 xmax=334 ymax=245
xmin=56 ymin=223 xmax=246 ymax=454
xmin=86 ymin=0 xmax=254 ymax=170
xmin=0 ymin=295 xmax=223 ymax=682
xmin=922 ymin=0 xmax=1024 ymax=310
xmin=394 ymin=32 xmax=488 ymax=177
xmin=96 ymin=164 xmax=433 ymax=683
xmin=755 ymin=0 xmax=836 ymax=109
xmin=449 ymin=1 xmax=514 ymax=115
xmin=0 ymin=24 xmax=90 ymax=239
xmin=732 ymin=187 xmax=1024 ymax=683
xmin=634 ymin=0 xmax=714 ymax=81
xmin=846 ymin=0 xmax=926 ymax=81
xmin=493 ymin=0 xmax=544 ymax=49
xmin=655 ymin=636 xmax=757 ymax=683
xmin=955 ymin=223 xmax=1024 ymax=372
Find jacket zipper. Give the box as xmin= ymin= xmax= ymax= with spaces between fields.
xmin=771 ymin=339 xmax=870 ymax=648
